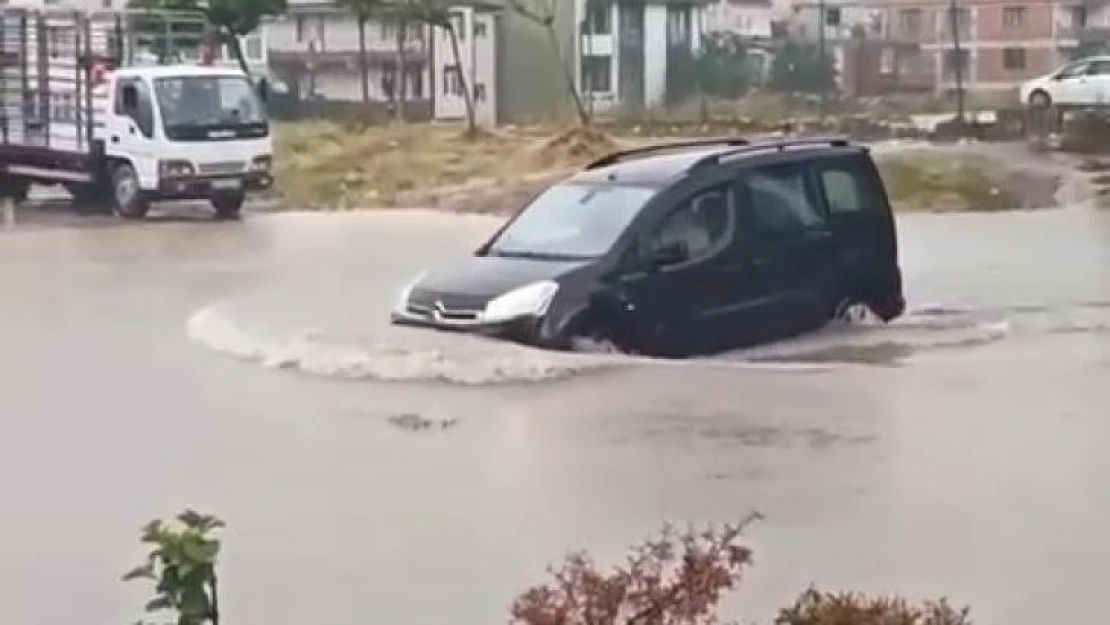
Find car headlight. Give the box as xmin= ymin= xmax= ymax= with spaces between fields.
xmin=394 ymin=272 xmax=426 ymax=312
xmin=158 ymin=159 xmax=194 ymax=177
xmin=482 ymin=281 xmax=558 ymax=322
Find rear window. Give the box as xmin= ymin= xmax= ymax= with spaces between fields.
xmin=817 ymin=158 xmax=887 ymax=216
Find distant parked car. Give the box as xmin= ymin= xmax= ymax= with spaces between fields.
xmin=391 ymin=136 xmax=906 ymax=358
xmin=1020 ymin=56 xmax=1110 ymax=109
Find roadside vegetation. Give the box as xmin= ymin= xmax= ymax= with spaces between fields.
xmin=272 ymin=121 xmax=1030 ymax=214
xmin=124 ymin=510 xmax=971 ymax=625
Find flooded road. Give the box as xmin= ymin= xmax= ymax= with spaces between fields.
xmin=1 ymin=203 xmax=1109 ymax=625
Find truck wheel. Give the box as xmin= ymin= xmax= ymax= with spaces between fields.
xmin=210 ymin=192 xmax=245 ymax=220
xmin=111 ymin=164 xmax=149 ymax=220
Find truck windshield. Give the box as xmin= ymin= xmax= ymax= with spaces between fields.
xmin=153 ymin=76 xmax=265 ymax=131
xmin=487 ymin=183 xmax=657 ymax=260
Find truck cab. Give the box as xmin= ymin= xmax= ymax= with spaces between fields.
xmin=100 ymin=64 xmax=273 ymax=219
xmin=0 ymin=8 xmax=274 ymax=220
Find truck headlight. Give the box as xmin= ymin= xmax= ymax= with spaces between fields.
xmin=250 ymin=155 xmax=273 ymax=172
xmin=482 ymin=281 xmax=558 ymax=323
xmin=158 ymin=159 xmax=194 ymax=177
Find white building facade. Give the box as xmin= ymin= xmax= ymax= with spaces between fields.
xmin=572 ymin=0 xmax=708 ymax=112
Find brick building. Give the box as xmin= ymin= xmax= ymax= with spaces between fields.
xmin=855 ymin=0 xmax=1110 ymax=95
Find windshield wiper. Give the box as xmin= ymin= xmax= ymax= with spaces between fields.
xmin=491 ymin=249 xmax=592 ymax=261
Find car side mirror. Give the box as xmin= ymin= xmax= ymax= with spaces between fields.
xmin=650 ymin=242 xmax=687 ymax=268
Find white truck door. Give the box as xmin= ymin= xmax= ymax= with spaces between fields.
xmin=1084 ymin=60 xmax=1110 ymax=106
xmin=107 ymin=77 xmax=160 ymax=189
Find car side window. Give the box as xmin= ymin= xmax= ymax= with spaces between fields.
xmin=741 ymin=164 xmax=825 ymax=236
xmin=818 ymin=159 xmax=883 ymax=216
xmin=640 ymin=186 xmax=732 ymax=267
xmin=1088 ymin=60 xmax=1110 ymax=75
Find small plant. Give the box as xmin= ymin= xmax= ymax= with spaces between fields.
xmin=511 ymin=512 xmax=762 ymax=625
xmin=123 ymin=510 xmax=225 ymax=625
xmin=775 ymin=587 xmax=972 ymax=625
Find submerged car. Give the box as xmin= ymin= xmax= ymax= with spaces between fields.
xmin=391 ymin=135 xmax=905 ymax=357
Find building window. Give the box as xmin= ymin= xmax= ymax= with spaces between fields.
xmin=474 ymin=20 xmax=487 ymax=38
xmin=443 ymin=65 xmax=463 ymax=96
xmin=405 ymin=68 xmax=424 ymax=98
xmin=245 ymin=36 xmax=263 ymax=61
xmin=880 ymin=48 xmax=895 ymax=74
xmin=581 ymin=54 xmax=612 ymax=92
xmin=1003 ymin=47 xmax=1026 ymax=70
xmin=898 ymin=8 xmax=922 ymax=35
xmin=295 ymin=15 xmax=305 ymax=42
xmin=1002 ymin=6 xmax=1025 ymax=29
xmin=474 ymin=83 xmax=487 ymax=102
xmin=1070 ymin=6 xmax=1088 ymax=28
xmin=101 ymin=0 xmax=112 ymax=8
xmin=585 ymin=2 xmax=611 ymax=35
xmin=667 ymin=5 xmax=691 ymax=44
xmin=947 ymin=7 xmax=971 ymax=39
xmin=825 ymin=6 xmax=841 ymax=26
xmin=944 ymin=49 xmax=969 ymax=74
xmin=380 ymin=19 xmax=395 ymax=40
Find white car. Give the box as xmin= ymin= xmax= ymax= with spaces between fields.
xmin=1019 ymin=56 xmax=1110 ymax=108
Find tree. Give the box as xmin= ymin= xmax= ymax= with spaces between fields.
xmin=401 ymin=0 xmax=478 ymax=134
xmin=334 ymin=0 xmax=389 ymax=104
xmin=129 ymin=0 xmax=286 ymax=78
xmin=498 ymin=0 xmax=589 ymax=125
xmin=666 ymin=31 xmax=756 ymax=108
xmin=768 ymin=40 xmax=837 ymax=96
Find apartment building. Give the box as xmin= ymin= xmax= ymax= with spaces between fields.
xmin=705 ymin=0 xmax=776 ymax=39
xmin=860 ymin=0 xmax=1110 ymax=94
xmin=573 ymin=0 xmax=711 ymax=112
xmin=265 ymin=0 xmax=498 ymax=122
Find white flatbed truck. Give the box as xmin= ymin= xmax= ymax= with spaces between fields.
xmin=0 ymin=8 xmax=273 ymax=219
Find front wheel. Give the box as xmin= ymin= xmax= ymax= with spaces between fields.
xmin=111 ymin=164 xmax=149 ymax=219
xmin=211 ymin=192 xmax=245 ymax=220
xmin=1028 ymin=90 xmax=1052 ymax=109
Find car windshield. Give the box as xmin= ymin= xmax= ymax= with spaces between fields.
xmin=153 ymin=75 xmax=265 ymax=128
xmin=488 ymin=183 xmax=656 ymax=259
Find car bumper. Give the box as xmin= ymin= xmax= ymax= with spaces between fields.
xmin=156 ymin=173 xmax=273 ymax=198
xmin=389 ymin=309 xmax=564 ymax=348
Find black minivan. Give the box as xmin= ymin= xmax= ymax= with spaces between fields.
xmin=391 ymin=136 xmax=905 ymax=357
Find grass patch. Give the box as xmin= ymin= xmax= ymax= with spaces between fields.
xmin=876 ymin=151 xmax=1022 ymax=213
xmin=273 ymin=121 xmax=619 ymax=210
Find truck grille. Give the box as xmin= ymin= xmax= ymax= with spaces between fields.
xmin=197 ymin=161 xmax=246 ymax=175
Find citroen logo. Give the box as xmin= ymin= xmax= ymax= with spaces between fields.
xmin=432 ymin=300 xmax=446 ymax=320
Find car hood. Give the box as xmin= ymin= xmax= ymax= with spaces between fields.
xmin=411 ymin=254 xmax=590 ymax=307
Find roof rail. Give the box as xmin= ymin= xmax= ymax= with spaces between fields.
xmin=692 ymin=135 xmax=853 ymax=168
xmin=585 ymin=136 xmax=750 ymax=170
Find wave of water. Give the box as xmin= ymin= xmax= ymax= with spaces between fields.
xmin=186 ymin=296 xmax=1060 ymax=384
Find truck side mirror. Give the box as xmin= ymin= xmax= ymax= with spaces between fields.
xmin=121 ymin=84 xmax=139 ymax=111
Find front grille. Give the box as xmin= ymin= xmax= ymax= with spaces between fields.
xmin=197 ymin=161 xmax=246 ymax=175
xmin=407 ymin=302 xmax=481 ymax=321
xmin=409 ymin=288 xmax=490 ymax=311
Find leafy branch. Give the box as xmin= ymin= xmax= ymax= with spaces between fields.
xmin=123 ymin=510 xmax=225 ymax=625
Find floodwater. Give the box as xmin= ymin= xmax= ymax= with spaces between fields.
xmin=1 ymin=199 xmax=1109 ymax=625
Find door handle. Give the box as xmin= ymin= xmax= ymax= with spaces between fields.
xmin=110 ymin=135 xmax=119 ymax=143
xmin=128 ymin=126 xmax=136 ymax=135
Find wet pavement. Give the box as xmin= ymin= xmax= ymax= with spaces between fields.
xmin=1 ymin=199 xmax=1109 ymax=625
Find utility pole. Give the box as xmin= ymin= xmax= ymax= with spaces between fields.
xmin=948 ymin=0 xmax=966 ymax=123
xmin=817 ymin=0 xmax=827 ymax=117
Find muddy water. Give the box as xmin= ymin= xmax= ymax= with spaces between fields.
xmin=0 ymin=204 xmax=1108 ymax=625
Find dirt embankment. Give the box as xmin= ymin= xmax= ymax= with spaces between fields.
xmin=271 ymin=122 xmax=1079 ymax=215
